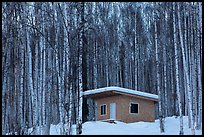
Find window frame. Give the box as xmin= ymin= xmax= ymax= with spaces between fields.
xmin=129 ymin=102 xmax=139 ymax=115
xmin=100 ymin=104 xmax=107 ymax=116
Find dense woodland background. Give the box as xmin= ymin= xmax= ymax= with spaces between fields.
xmin=2 ymin=2 xmax=202 ymax=135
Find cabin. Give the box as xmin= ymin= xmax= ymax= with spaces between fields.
xmin=83 ymin=86 xmax=158 ymax=123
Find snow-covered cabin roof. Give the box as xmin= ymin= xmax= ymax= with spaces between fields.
xmin=83 ymin=86 xmax=158 ymax=101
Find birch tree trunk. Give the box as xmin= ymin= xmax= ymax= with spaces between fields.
xmin=62 ymin=3 xmax=72 ymax=135
xmin=176 ymin=3 xmax=184 ymax=135
xmin=19 ymin=3 xmax=28 ymax=134
xmin=134 ymin=11 xmax=138 ymax=90
xmin=197 ymin=2 xmax=202 ymax=130
xmin=154 ymin=11 xmax=164 ymax=133
xmin=42 ymin=28 xmax=47 ymax=134
xmin=2 ymin=8 xmax=9 ymax=132
xmin=183 ymin=4 xmax=189 ymax=119
xmin=2 ymin=48 xmax=9 ymax=135
xmin=33 ymin=10 xmax=39 ymax=135
xmin=56 ymin=47 xmax=64 ymax=134
xmin=163 ymin=13 xmax=168 ymax=117
xmin=75 ymin=2 xmax=85 ymax=135
xmin=188 ymin=3 xmax=195 ymax=135
xmin=56 ymin=8 xmax=64 ymax=134
xmin=26 ymin=17 xmax=36 ymax=135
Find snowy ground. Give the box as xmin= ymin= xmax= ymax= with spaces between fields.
xmin=49 ymin=116 xmax=202 ymax=135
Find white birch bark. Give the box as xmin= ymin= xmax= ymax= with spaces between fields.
xmin=105 ymin=38 xmax=109 ymax=86
xmin=124 ymin=45 xmax=129 ymax=88
xmin=134 ymin=11 xmax=138 ymax=90
xmin=38 ymin=28 xmax=43 ymax=134
xmin=46 ymin=47 xmax=52 ymax=134
xmin=197 ymin=2 xmax=202 ymax=130
xmin=170 ymin=56 xmax=175 ymax=116
xmin=2 ymin=4 xmax=8 ymax=134
xmin=20 ymin=40 xmax=24 ymax=135
xmin=57 ymin=53 xmax=64 ymax=135
xmin=186 ymin=4 xmax=193 ymax=129
xmin=154 ymin=11 xmax=164 ymax=133
xmin=190 ymin=44 xmax=196 ymax=135
xmin=32 ymin=4 xmax=39 ymax=134
xmin=192 ymin=4 xmax=199 ymax=131
xmin=183 ymin=5 xmax=189 ymax=119
xmin=41 ymin=6 xmax=46 ymax=133
xmin=76 ymin=2 xmax=84 ymax=135
xmin=5 ymin=94 xmax=10 ymax=134
xmin=2 ymin=36 xmax=9 ymax=135
xmin=176 ymin=3 xmax=184 ymax=135
xmin=93 ymin=39 xmax=97 ymax=89
xmin=163 ymin=16 xmax=168 ymax=117
xmin=42 ymin=35 xmax=48 ymax=133
xmin=60 ymin=5 xmax=67 ymax=134
xmin=24 ymin=4 xmax=36 ymax=130
xmin=188 ymin=3 xmax=195 ymax=135
xmin=2 ymin=74 xmax=6 ymax=135
xmin=56 ymin=6 xmax=64 ymax=134
xmin=2 ymin=50 xmax=8 ymax=135
xmin=87 ymin=38 xmax=98 ymax=121
xmin=26 ymin=21 xmax=35 ymax=132
xmin=62 ymin=3 xmax=72 ymax=135
xmin=68 ymin=83 xmax=73 ymax=135
xmin=19 ymin=3 xmax=27 ymax=134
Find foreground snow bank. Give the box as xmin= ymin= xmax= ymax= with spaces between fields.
xmin=26 ymin=116 xmax=201 ymax=135
xmin=81 ymin=116 xmax=201 ymax=135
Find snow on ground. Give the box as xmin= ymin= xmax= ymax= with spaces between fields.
xmin=49 ymin=116 xmax=201 ymax=135
xmin=22 ymin=116 xmax=201 ymax=135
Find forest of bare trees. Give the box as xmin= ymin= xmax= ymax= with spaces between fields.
xmin=2 ymin=2 xmax=202 ymax=135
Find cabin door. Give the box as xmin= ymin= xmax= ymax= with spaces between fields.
xmin=110 ymin=103 xmax=116 ymax=120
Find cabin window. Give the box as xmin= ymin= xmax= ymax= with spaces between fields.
xmin=130 ymin=103 xmax=139 ymax=114
xmin=100 ymin=104 xmax=107 ymax=115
